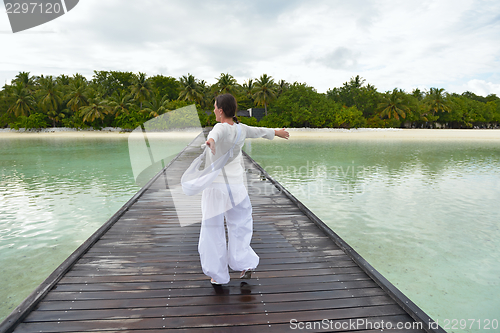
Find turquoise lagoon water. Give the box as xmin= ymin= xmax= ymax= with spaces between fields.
xmin=244 ymin=137 xmax=500 ymax=333
xmin=0 ymin=134 xmax=191 ymax=321
xmin=1 ymin=133 xmax=499 ymax=333
xmin=0 ymin=136 xmax=140 ymax=320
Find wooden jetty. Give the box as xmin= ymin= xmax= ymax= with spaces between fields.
xmin=0 ymin=135 xmax=446 ymax=333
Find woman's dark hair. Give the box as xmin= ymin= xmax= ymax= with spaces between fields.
xmin=215 ymin=93 xmax=239 ymax=123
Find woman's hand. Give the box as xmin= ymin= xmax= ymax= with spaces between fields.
xmin=206 ymin=138 xmax=216 ymax=154
xmin=274 ymin=128 xmax=290 ymax=140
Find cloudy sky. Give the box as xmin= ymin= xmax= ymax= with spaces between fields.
xmin=1 ymin=0 xmax=500 ymax=96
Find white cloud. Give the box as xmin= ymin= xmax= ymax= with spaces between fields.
xmin=459 ymin=79 xmax=500 ymax=96
xmin=1 ymin=0 xmax=499 ymax=96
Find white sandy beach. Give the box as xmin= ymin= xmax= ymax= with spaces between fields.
xmin=0 ymin=128 xmax=201 ymax=139
xmin=286 ymin=128 xmax=500 ymax=140
xmin=1 ymin=127 xmax=500 ymax=140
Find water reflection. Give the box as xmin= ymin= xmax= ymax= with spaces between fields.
xmin=1 ymin=136 xmax=498 ymax=332
xmin=0 ymin=137 xmax=140 ymax=321
xmin=245 ymin=138 xmax=500 ymax=333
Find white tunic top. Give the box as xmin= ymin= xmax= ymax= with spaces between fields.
xmin=206 ymin=123 xmax=275 ymax=183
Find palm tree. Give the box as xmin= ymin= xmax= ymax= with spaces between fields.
xmin=426 ymin=87 xmax=451 ymax=114
xmin=46 ymin=108 xmax=67 ymax=127
xmin=349 ymin=75 xmax=365 ymax=89
xmin=214 ymin=73 xmax=239 ymax=95
xmin=197 ymin=79 xmax=213 ymax=109
xmin=7 ymin=82 xmax=34 ymax=117
xmin=178 ymin=74 xmax=203 ymax=103
xmin=79 ymin=96 xmax=110 ymax=124
xmin=253 ymin=74 xmax=277 ymax=116
xmin=242 ymin=79 xmax=254 ymax=94
xmin=377 ymin=89 xmax=409 ymax=120
xmin=130 ymin=72 xmax=152 ymax=110
xmin=56 ymin=74 xmax=70 ymax=87
xmin=37 ymin=76 xmax=63 ymax=126
xmin=142 ymin=92 xmax=169 ymax=118
xmin=411 ymin=88 xmax=424 ymax=101
xmin=242 ymin=79 xmax=255 ymax=100
xmin=13 ymin=72 xmax=36 ymax=92
xmin=66 ymin=75 xmax=89 ymax=113
xmin=108 ymin=90 xmax=134 ymax=117
xmin=276 ymin=79 xmax=289 ymax=98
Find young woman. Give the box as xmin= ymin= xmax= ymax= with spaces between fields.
xmin=199 ymin=93 xmax=289 ymax=285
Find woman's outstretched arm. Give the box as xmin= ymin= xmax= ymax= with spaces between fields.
xmin=206 ymin=126 xmax=290 ymax=155
xmin=206 ymin=138 xmax=216 ymax=155
xmin=274 ymin=128 xmax=290 ymax=139
xmin=245 ymin=124 xmax=289 ymax=140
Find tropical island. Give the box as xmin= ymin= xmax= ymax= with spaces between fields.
xmin=1 ymin=71 xmax=499 ymax=131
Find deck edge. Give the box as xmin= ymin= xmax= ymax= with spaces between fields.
xmin=242 ymin=150 xmax=447 ymax=333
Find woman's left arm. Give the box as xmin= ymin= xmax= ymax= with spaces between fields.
xmin=244 ymin=124 xmax=289 ymax=140
xmin=274 ymin=128 xmax=290 ymax=139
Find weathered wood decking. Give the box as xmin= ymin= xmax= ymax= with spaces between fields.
xmin=1 ymin=136 xmax=445 ymax=333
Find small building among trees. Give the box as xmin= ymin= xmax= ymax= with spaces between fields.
xmin=246 ymin=108 xmax=265 ymax=122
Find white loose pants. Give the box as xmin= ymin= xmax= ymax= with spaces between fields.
xmin=198 ymin=182 xmax=259 ymax=284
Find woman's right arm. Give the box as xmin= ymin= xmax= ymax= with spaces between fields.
xmin=206 ymin=123 xmax=225 ymax=154
xmin=206 ymin=138 xmax=216 ymax=154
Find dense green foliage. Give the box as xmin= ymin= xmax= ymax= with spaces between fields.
xmin=1 ymin=72 xmax=499 ymax=130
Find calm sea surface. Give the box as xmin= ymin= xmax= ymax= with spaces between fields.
xmin=245 ymin=137 xmax=500 ymax=333
xmin=1 ymin=134 xmax=499 ymax=332
xmin=0 ymin=137 xmax=140 ymax=321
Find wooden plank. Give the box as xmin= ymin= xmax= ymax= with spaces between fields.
xmin=72 ymin=256 xmax=357 ymax=268
xmin=15 ymin=305 xmax=408 ymax=332
xmin=42 ymin=280 xmax=381 ymax=302
xmin=64 ymin=265 xmax=363 ymax=280
xmin=36 ymin=288 xmax=387 ymax=311
xmin=48 ymin=272 xmax=371 ymax=293
xmin=26 ymin=295 xmax=397 ymax=322
xmin=12 ymin=320 xmax=425 ymax=333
